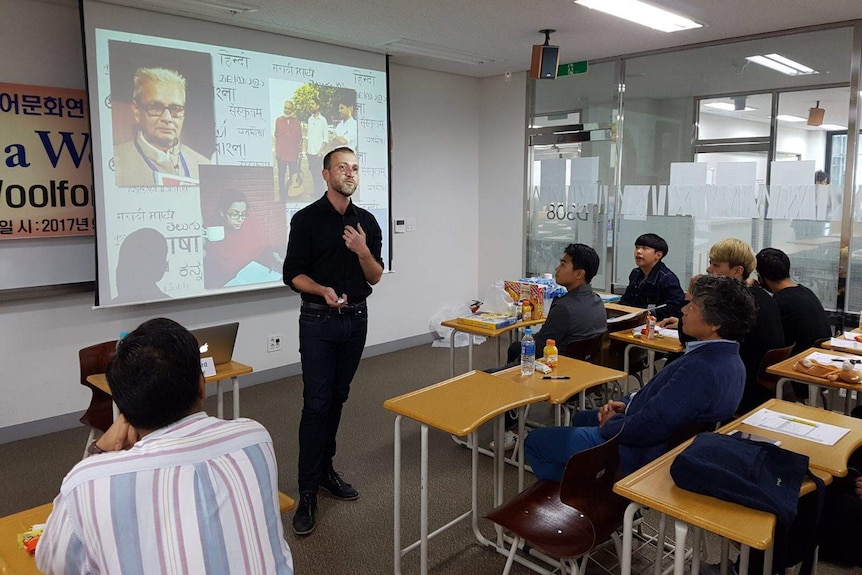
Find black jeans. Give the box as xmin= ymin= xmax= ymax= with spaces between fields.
xmin=297 ymin=305 xmax=368 ymax=493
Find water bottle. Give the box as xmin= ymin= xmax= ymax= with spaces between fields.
xmin=520 ymin=328 xmax=536 ymax=376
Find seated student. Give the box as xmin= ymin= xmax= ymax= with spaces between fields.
xmin=755 ymin=247 xmax=831 ymax=355
xmin=661 ymin=239 xmax=784 ymax=414
xmin=36 ymin=318 xmax=294 ymax=575
xmin=619 ymin=233 xmax=686 ymax=321
xmin=525 ymin=275 xmax=755 ymax=480
xmin=493 ymin=243 xmax=607 ymax=451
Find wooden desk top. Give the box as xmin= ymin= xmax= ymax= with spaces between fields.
xmin=614 ymin=430 xmax=833 ymax=550
xmin=86 ymin=361 xmax=254 ymax=396
xmin=383 ymin=370 xmax=550 ymax=436
xmin=720 ymin=399 xmax=862 ymax=477
xmin=766 ymin=348 xmax=862 ymax=394
xmin=604 ymin=302 xmax=645 ymax=316
xmin=608 ymin=329 xmax=684 ymax=354
xmin=494 ymin=356 xmax=626 ymax=405
xmin=440 ymin=318 xmax=545 ymax=338
xmin=0 ymin=503 xmax=51 ymax=575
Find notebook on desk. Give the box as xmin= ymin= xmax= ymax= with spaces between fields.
xmin=190 ymin=323 xmax=239 ymax=365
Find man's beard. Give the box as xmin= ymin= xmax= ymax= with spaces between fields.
xmin=332 ymin=180 xmax=357 ymax=197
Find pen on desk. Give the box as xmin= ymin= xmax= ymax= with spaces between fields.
xmin=542 ymin=376 xmax=571 ymax=380
xmin=830 ymin=358 xmax=861 ymax=364
xmin=779 ymin=414 xmax=817 ymax=426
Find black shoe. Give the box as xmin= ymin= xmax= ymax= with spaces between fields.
xmin=292 ymin=492 xmax=317 ymax=535
xmin=319 ymin=469 xmax=359 ymax=501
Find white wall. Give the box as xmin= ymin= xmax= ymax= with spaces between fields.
xmin=0 ymin=0 xmax=527 ymax=438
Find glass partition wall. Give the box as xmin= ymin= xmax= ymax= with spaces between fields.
xmin=527 ymin=23 xmax=862 ymax=327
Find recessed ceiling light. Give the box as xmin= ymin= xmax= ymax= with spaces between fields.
xmin=745 ymin=54 xmax=818 ymax=76
xmin=820 ymin=124 xmax=847 ymax=131
xmin=574 ymin=0 xmax=702 ymax=33
xmin=704 ymin=102 xmax=756 ymax=112
xmin=776 ymin=114 xmax=807 ymax=122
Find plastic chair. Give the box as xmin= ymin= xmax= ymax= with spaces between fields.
xmin=78 ymin=340 xmax=117 ymax=458
xmin=485 ymin=430 xmax=627 ymax=575
xmin=755 ymin=343 xmax=796 ymax=395
xmin=562 ymin=332 xmax=606 ymax=364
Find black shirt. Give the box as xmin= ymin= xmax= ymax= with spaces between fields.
xmin=283 ymin=194 xmax=383 ymax=305
xmin=773 ymin=284 xmax=832 ymax=354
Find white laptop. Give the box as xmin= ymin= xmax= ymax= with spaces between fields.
xmin=189 ymin=323 xmax=239 ymax=365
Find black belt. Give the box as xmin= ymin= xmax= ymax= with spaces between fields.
xmin=301 ymin=300 xmax=366 ymax=315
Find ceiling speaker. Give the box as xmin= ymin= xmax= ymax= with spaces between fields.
xmin=530 ymin=44 xmax=560 ymax=80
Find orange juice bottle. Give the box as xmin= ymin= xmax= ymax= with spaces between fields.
xmin=522 ymin=300 xmax=532 ymax=321
xmin=543 ymin=339 xmax=558 ymax=369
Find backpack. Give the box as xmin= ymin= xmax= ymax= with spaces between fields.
xmin=670 ymin=432 xmax=824 ymax=575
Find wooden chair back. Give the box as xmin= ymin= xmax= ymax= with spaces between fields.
xmin=78 ymin=340 xmax=118 ymax=433
xmin=756 ymin=343 xmax=796 ymax=393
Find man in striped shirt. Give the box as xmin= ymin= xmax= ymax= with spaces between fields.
xmin=36 ymin=318 xmax=294 ymax=575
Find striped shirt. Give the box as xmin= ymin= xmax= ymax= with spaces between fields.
xmin=36 ymin=413 xmax=294 ymax=575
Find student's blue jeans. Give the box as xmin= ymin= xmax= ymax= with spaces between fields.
xmin=297 ymin=305 xmax=367 ymax=494
xmin=524 ymin=409 xmax=605 ymax=481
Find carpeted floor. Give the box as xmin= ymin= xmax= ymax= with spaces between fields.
xmin=2 ymin=338 xmax=860 ymax=574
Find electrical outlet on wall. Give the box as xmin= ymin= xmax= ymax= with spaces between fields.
xmin=267 ymin=335 xmax=282 ymax=353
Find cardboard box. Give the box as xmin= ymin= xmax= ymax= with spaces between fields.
xmin=503 ymin=280 xmax=546 ymax=318
xmin=456 ymin=312 xmax=519 ymax=330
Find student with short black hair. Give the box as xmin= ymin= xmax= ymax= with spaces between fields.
xmin=619 ymin=232 xmax=685 ymax=320
xmin=755 ymin=247 xmax=831 ymax=355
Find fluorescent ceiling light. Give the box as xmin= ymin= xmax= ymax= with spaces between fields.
xmin=745 ymin=54 xmax=818 ymax=76
xmin=574 ymin=0 xmax=702 ymax=33
xmin=703 ymin=102 xmax=755 ymax=112
xmin=776 ymin=114 xmax=807 ymax=122
xmin=383 ymin=39 xmax=494 ymax=65
xmin=820 ymin=124 xmax=847 ymax=131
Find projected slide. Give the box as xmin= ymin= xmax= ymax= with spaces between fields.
xmin=90 ymin=29 xmax=389 ymax=305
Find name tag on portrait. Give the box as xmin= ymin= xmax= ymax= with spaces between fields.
xmin=200 ymin=357 xmax=217 ymax=377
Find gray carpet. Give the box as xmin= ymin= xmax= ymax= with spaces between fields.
xmin=2 ymin=340 xmax=860 ymax=574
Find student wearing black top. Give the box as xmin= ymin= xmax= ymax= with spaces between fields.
xmin=619 ymin=233 xmax=686 ymax=321
xmin=283 ymin=147 xmax=384 ymax=536
xmin=755 ymin=247 xmax=831 ymax=355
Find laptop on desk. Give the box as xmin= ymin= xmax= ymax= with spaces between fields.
xmin=190 ymin=322 xmax=239 ymax=365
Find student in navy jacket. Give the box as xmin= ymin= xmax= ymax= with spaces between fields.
xmin=525 ymin=275 xmax=756 ymax=480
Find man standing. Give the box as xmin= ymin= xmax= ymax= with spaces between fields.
xmin=274 ymin=100 xmax=303 ymax=198
xmin=283 ymin=146 xmax=383 ymax=535
xmin=305 ymin=98 xmax=329 ymax=194
xmin=36 ymin=318 xmax=294 ymax=574
xmin=619 ymin=232 xmax=686 ymax=321
xmin=331 ymin=99 xmax=358 ymax=150
xmin=113 ymin=67 xmax=209 ymax=186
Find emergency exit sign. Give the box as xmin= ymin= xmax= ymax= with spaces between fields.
xmin=557 ymin=61 xmax=588 ymax=77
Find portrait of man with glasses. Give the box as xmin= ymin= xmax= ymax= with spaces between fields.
xmin=113 ymin=67 xmax=210 ymax=186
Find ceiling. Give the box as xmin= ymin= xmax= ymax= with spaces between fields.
xmin=104 ymin=0 xmax=862 ymax=78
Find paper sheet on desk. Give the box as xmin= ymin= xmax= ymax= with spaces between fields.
xmin=833 ymin=336 xmax=862 ymax=352
xmin=806 ymin=351 xmax=862 ymax=371
xmin=632 ymin=325 xmax=679 ymax=339
xmin=742 ymin=408 xmax=850 ymax=445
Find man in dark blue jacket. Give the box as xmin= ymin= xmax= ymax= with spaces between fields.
xmin=525 ymin=275 xmax=756 ymax=479
xmin=619 ymin=233 xmax=686 ymax=321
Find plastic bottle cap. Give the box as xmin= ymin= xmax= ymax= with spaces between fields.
xmin=543 ymin=273 xmax=553 ymax=279
xmin=547 ymin=339 xmax=555 ymax=346
xmin=525 ymin=328 xmax=532 ymax=335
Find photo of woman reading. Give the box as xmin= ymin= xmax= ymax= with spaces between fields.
xmin=203 ymin=191 xmax=284 ymax=288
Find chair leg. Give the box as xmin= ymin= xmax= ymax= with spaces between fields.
xmin=501 ymin=535 xmax=520 ymax=575
xmin=83 ymin=427 xmax=96 ymax=460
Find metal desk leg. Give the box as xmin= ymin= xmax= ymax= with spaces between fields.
xmin=421 ymin=424 xmax=429 ymax=575
xmin=217 ymin=380 xmax=224 ymax=419
xmin=673 ymin=520 xmax=688 ymax=575
xmin=496 ymin=335 xmax=503 ymax=366
xmin=808 ymin=383 xmax=819 ymax=408
xmin=738 ymin=545 xmax=749 ymax=575
xmin=776 ymin=378 xmax=788 ymax=400
xmin=647 ymin=349 xmax=656 ymax=382
xmin=623 ymin=344 xmax=632 ymax=392
xmin=620 ymin=501 xmax=642 ymax=575
xmin=720 ymin=538 xmax=730 ymax=575
xmin=517 ymin=407 xmax=527 ymax=492
xmin=232 ymin=376 xmax=240 ymax=419
xmin=468 ymin=335 xmax=474 ymax=372
xmin=394 ymin=416 xmax=403 ymax=575
xmin=691 ymin=527 xmax=702 ymax=575
xmin=450 ymin=329 xmax=456 ymax=378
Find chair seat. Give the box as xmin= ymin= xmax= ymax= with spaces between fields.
xmin=485 ymin=480 xmax=596 ymax=559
